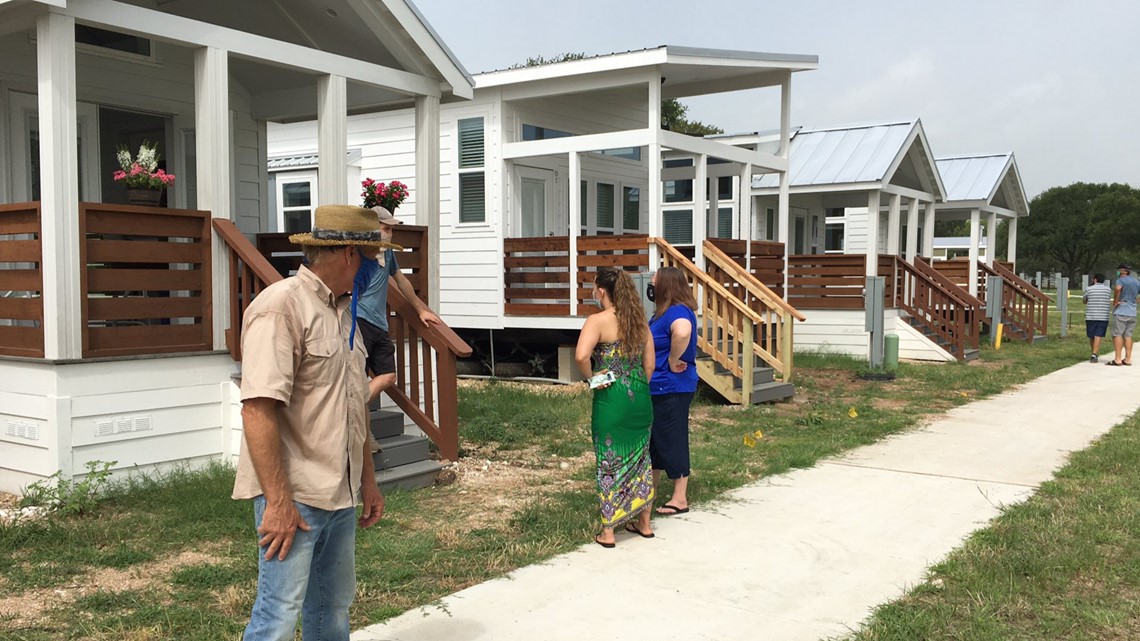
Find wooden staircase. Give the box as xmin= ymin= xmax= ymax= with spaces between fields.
xmin=931 ymin=258 xmax=1048 ymax=344
xmin=892 ymin=256 xmax=983 ymax=361
xmin=213 ymin=220 xmax=471 ymax=491
xmin=653 ymin=238 xmax=804 ymax=405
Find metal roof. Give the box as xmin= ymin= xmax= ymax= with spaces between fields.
xmin=752 ymin=121 xmax=917 ymax=189
xmin=936 ymin=154 xmax=1012 ymax=201
xmin=476 ymin=45 xmax=818 ymax=76
xmin=268 ymin=149 xmax=361 ymax=171
xmin=933 ymin=236 xmax=988 ymax=249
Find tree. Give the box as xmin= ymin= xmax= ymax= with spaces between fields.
xmin=1007 ymin=182 xmax=1140 ymax=279
xmin=517 ymin=53 xmax=723 ymax=137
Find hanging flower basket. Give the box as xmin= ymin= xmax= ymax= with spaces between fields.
xmin=113 ymin=141 xmax=174 ymax=207
xmin=127 ymin=189 xmax=162 ymax=206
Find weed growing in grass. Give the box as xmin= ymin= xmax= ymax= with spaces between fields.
xmin=19 ymin=460 xmax=116 ymax=518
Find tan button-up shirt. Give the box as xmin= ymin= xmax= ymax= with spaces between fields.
xmin=232 ymin=266 xmax=369 ymax=511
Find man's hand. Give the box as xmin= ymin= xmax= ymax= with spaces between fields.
xmin=359 ymin=482 xmax=385 ymax=528
xmin=418 ymin=309 xmax=442 ymax=326
xmin=258 ymin=499 xmax=311 ymax=561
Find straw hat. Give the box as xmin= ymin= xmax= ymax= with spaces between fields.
xmin=288 ymin=204 xmax=400 ymax=248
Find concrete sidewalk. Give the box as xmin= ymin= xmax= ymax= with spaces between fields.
xmin=353 ymin=360 xmax=1140 ymax=641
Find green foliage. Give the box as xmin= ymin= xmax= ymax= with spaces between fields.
xmin=1006 ymin=182 xmax=1140 ymax=279
xmin=18 ymin=460 xmax=116 ymax=518
xmin=661 ymin=98 xmax=724 ymax=136
xmin=513 ymin=51 xmax=587 ymax=68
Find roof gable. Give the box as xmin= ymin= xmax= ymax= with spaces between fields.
xmin=935 ymin=153 xmax=1029 ymax=216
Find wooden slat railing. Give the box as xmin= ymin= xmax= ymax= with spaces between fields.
xmin=931 ymin=258 xmax=991 ymax=299
xmin=654 ymin=238 xmax=766 ymax=402
xmin=983 ymin=260 xmax=1048 ymax=341
xmin=214 ymin=219 xmax=470 ymax=461
xmin=504 ymin=235 xmax=650 ymax=317
xmin=80 ymin=203 xmax=212 ymax=358
xmin=706 ymin=238 xmax=786 ymax=298
xmin=703 ymin=240 xmax=803 ymax=381
xmin=0 ymin=202 xmax=44 ymax=358
xmin=895 ymin=257 xmax=981 ymax=360
xmin=786 ymin=254 xmax=868 ymax=309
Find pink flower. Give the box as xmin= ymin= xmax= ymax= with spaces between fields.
xmin=113 ymin=170 xmax=127 ymax=181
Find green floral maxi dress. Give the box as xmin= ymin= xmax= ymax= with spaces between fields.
xmin=591 ymin=341 xmax=655 ymax=528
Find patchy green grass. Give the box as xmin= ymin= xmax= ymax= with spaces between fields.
xmin=0 ymin=319 xmax=1102 ymax=639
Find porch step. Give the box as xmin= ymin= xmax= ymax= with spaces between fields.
xmin=373 ymin=433 xmax=431 ymax=470
xmin=963 ymin=348 xmax=980 ymax=362
xmin=695 ymin=358 xmax=794 ymax=405
xmin=375 ymin=458 xmax=444 ymax=491
xmin=370 ymin=408 xmax=405 ymax=439
xmin=749 ymin=381 xmax=797 ymax=404
xmin=1032 ymin=334 xmax=1047 ymax=345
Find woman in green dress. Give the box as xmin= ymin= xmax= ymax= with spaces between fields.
xmin=575 ymin=267 xmax=656 ymax=547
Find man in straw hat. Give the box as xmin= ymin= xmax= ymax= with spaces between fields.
xmin=233 ymin=204 xmax=394 ymax=640
xmin=356 ymin=205 xmax=441 ymax=404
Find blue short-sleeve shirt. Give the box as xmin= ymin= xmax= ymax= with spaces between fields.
xmin=649 ymin=304 xmax=698 ymax=395
xmin=356 ymin=249 xmax=399 ymax=331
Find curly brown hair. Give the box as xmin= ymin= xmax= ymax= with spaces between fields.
xmin=594 ymin=267 xmax=647 ymax=354
xmin=652 ymin=266 xmax=697 ymax=318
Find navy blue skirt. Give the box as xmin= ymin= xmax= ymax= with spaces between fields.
xmin=649 ymin=391 xmax=694 ymax=479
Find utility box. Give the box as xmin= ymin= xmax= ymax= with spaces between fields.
xmin=630 ymin=271 xmax=656 ymax=320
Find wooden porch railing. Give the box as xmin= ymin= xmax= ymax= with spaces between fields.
xmin=702 ymin=240 xmax=803 ymax=381
xmin=654 ymin=238 xmax=767 ymax=401
xmin=0 ymin=202 xmax=44 ymax=358
xmin=80 ymin=203 xmax=212 ymax=358
xmin=982 ymin=260 xmax=1048 ymax=341
xmin=786 ymin=254 xmax=896 ymax=310
xmin=213 ymin=219 xmax=470 ymax=462
xmin=931 ymin=258 xmax=1016 ymax=301
xmin=706 ymin=238 xmax=786 ymax=298
xmin=503 ymin=234 xmax=649 ymax=316
xmin=894 ymin=257 xmax=982 ymax=359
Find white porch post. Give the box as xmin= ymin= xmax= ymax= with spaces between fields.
xmin=414 ymin=95 xmax=441 ymax=309
xmin=647 ymin=74 xmax=662 ymax=268
xmin=1007 ymin=216 xmax=1018 ymax=266
xmin=740 ymin=163 xmax=753 ymax=276
xmin=905 ymin=198 xmax=920 ymax=262
xmin=886 ymin=192 xmax=901 ymax=257
xmin=776 ymin=72 xmax=791 ymax=252
xmin=986 ymin=212 xmax=998 ymax=267
xmin=569 ymin=151 xmax=581 ymax=316
xmin=923 ymin=202 xmax=936 ymax=259
xmin=37 ymin=11 xmax=81 ymax=361
xmin=194 ymin=46 xmax=231 ymax=351
xmin=693 ymin=154 xmax=707 ymax=269
xmin=968 ymin=208 xmax=981 ymax=297
xmin=317 ymin=74 xmax=348 ymax=204
xmin=865 ymin=190 xmax=880 ymax=277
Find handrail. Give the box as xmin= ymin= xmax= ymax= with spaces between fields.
xmin=989 ymin=261 xmax=1050 ymax=302
xmin=894 ymin=256 xmax=979 ymax=359
xmin=912 ymin=257 xmax=985 ymax=308
xmin=389 ymin=286 xmax=472 ymax=358
xmin=213 ymin=220 xmax=281 ymax=283
xmin=980 ymin=260 xmax=1048 ymax=340
xmin=702 ymin=240 xmax=806 ymax=321
xmin=652 ymin=239 xmax=763 ymax=324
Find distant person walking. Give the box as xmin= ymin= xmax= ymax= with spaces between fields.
xmin=1107 ymin=264 xmax=1140 ymax=366
xmin=1083 ymin=273 xmax=1112 ymax=363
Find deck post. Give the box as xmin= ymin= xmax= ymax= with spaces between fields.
xmin=968 ymin=208 xmax=981 ymax=297
xmin=568 ymin=151 xmax=581 ymax=316
xmin=986 ymin=212 xmax=998 ymax=267
xmin=905 ymin=198 xmax=920 ymax=262
xmin=741 ymin=321 xmax=753 ymax=406
xmin=865 ymin=190 xmax=880 ymax=277
xmin=886 ymin=193 xmax=901 ymax=257
xmin=777 ymin=72 xmax=791 ymax=256
xmin=1007 ymin=216 xmax=1018 ymax=267
xmin=923 ymin=201 xmax=936 ymax=259
xmin=693 ymin=154 xmax=707 ymax=269
xmin=37 ymin=11 xmax=82 ymax=360
xmin=194 ymin=45 xmax=232 ymax=351
xmin=740 ymin=162 xmax=753 ymax=279
xmin=317 ymin=74 xmax=348 ymax=204
xmin=648 ymin=74 xmax=662 ymax=269
xmin=415 ymin=95 xmax=442 ymax=310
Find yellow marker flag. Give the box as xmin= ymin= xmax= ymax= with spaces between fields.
xmin=743 ymin=434 xmax=757 ymax=448
xmin=848 ymin=407 xmax=858 ymax=419
xmin=753 ymin=429 xmax=764 ymax=440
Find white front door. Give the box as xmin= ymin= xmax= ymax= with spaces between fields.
xmin=792 ymin=207 xmax=808 ymax=254
xmin=517 ymin=166 xmax=555 ymax=237
xmin=7 ymin=91 xmax=101 ymax=202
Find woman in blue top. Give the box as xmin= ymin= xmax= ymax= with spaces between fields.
xmin=647 ymin=267 xmax=698 ymax=515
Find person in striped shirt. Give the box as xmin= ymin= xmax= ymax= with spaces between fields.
xmin=1083 ymin=273 xmax=1112 ymax=363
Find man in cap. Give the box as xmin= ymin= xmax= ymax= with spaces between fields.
xmin=233 ymin=204 xmax=392 ymax=640
xmin=1107 ymin=263 xmax=1140 ymax=366
xmin=356 ymin=205 xmax=442 ymax=403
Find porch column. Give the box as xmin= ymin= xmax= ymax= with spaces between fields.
xmin=36 ymin=12 xmax=81 ymax=361
xmin=865 ymin=190 xmax=880 ymax=277
xmin=693 ymin=154 xmax=707 ymax=269
xmin=647 ymin=75 xmax=662 ymax=268
xmin=776 ymin=73 xmax=791 ymax=250
xmin=905 ymin=198 xmax=920 ymax=262
xmin=986 ymin=212 xmax=998 ymax=267
xmin=414 ymin=95 xmax=441 ymax=309
xmin=886 ymin=192 xmax=901 ymax=257
xmin=317 ymin=74 xmax=348 ymax=204
xmin=1007 ymin=216 xmax=1018 ymax=267
xmin=194 ymin=46 xmax=231 ymax=351
xmin=968 ymin=208 xmax=981 ymax=297
xmin=923 ymin=202 xmax=936 ymax=259
xmin=740 ymin=163 xmax=753 ymax=276
xmin=568 ymin=151 xmax=581 ymax=316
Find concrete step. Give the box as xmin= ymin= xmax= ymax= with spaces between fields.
xmin=1032 ymin=334 xmax=1047 ymax=345
xmin=730 ymin=367 xmax=777 ymax=389
xmin=370 ymin=408 xmax=405 ymax=440
xmin=376 ymin=458 xmax=444 ymax=491
xmin=372 ymin=434 xmax=431 ymax=470
xmin=963 ymin=348 xmax=980 ymax=362
xmin=750 ymin=381 xmax=796 ymax=404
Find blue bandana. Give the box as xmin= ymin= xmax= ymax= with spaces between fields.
xmin=349 ymin=255 xmax=380 ymax=349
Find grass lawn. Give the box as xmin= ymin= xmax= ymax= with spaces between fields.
xmin=0 ymin=295 xmax=1117 ymax=640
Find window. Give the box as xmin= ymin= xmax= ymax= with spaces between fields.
xmin=76 ymin=25 xmax=152 ymax=57
xmin=599 ymin=147 xmax=642 ymax=161
xmin=622 ymin=187 xmax=640 ymax=231
xmin=716 ymin=176 xmax=734 ymax=199
xmin=457 ymin=117 xmax=485 ymax=223
xmin=708 ymin=207 xmax=733 ymax=239
xmin=663 ymin=210 xmax=693 ymax=245
xmin=766 ymin=208 xmax=776 ymax=241
xmin=276 ymin=171 xmax=318 ymax=233
xmin=522 ymin=124 xmax=573 ymax=140
xmin=580 ymin=180 xmax=588 ymax=227
xmin=596 ymin=182 xmax=615 ymax=232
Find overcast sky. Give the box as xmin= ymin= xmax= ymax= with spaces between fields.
xmin=412 ymin=0 xmax=1138 ymax=199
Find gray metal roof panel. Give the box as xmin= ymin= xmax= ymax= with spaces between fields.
xmin=936 ymin=154 xmax=1011 ymax=202
xmin=754 ymin=121 xmax=916 ymax=189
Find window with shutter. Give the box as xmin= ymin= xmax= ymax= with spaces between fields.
xmin=457 ymin=117 xmax=485 ymax=223
xmin=596 ymin=182 xmax=615 ymax=231
xmin=623 ymin=187 xmax=639 ymax=231
xmin=663 ymin=210 xmax=693 ymax=245
xmin=580 ymin=180 xmax=587 ymax=226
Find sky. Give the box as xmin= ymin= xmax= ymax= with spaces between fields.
xmin=411 ymin=0 xmax=1139 ymax=200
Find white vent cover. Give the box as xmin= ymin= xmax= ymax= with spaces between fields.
xmin=5 ymin=420 xmax=40 ymax=441
xmin=94 ymin=415 xmax=154 ymax=437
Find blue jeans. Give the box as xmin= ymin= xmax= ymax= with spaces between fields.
xmin=244 ymin=496 xmax=357 ymax=641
